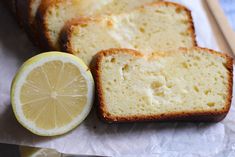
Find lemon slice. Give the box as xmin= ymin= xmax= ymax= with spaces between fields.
xmin=11 ymin=52 xmax=94 ymax=136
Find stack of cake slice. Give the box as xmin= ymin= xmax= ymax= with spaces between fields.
xmin=3 ymin=0 xmax=233 ymax=122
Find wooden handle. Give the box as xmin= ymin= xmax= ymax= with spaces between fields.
xmin=206 ymin=0 xmax=235 ymax=56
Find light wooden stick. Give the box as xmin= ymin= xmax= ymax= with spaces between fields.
xmin=206 ymin=0 xmax=235 ymax=57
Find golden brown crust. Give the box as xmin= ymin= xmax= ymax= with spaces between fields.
xmin=35 ymin=0 xmax=57 ymax=50
xmin=16 ymin=0 xmax=51 ymax=49
xmin=92 ymin=47 xmax=233 ymax=123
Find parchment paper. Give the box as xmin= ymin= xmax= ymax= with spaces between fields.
xmin=0 ymin=0 xmax=234 ymax=156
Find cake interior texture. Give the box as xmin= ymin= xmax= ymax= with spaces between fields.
xmin=98 ymin=49 xmax=231 ymax=118
xmin=46 ymin=0 xmax=161 ymax=49
xmin=65 ymin=2 xmax=195 ymax=65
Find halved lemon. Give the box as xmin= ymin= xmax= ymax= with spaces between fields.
xmin=11 ymin=52 xmax=94 ymax=136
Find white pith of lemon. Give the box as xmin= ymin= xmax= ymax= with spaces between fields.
xmin=11 ymin=52 xmax=94 ymax=136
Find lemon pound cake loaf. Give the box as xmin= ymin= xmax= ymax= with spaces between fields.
xmin=93 ymin=48 xmax=233 ymax=122
xmin=37 ymin=0 xmax=161 ymax=50
xmin=61 ymin=2 xmax=196 ymax=65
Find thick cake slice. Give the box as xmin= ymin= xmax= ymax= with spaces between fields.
xmin=61 ymin=2 xmax=196 ymax=65
xmin=37 ymin=0 xmax=161 ymax=50
xmin=93 ymin=48 xmax=233 ymax=122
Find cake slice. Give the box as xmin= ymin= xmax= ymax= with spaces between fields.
xmin=61 ymin=2 xmax=196 ymax=65
xmin=36 ymin=0 xmax=161 ymax=50
xmin=92 ymin=48 xmax=233 ymax=122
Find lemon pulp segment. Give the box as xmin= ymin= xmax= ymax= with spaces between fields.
xmin=20 ymin=60 xmax=87 ymax=130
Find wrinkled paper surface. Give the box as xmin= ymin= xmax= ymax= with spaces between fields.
xmin=0 ymin=0 xmax=234 ymax=156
